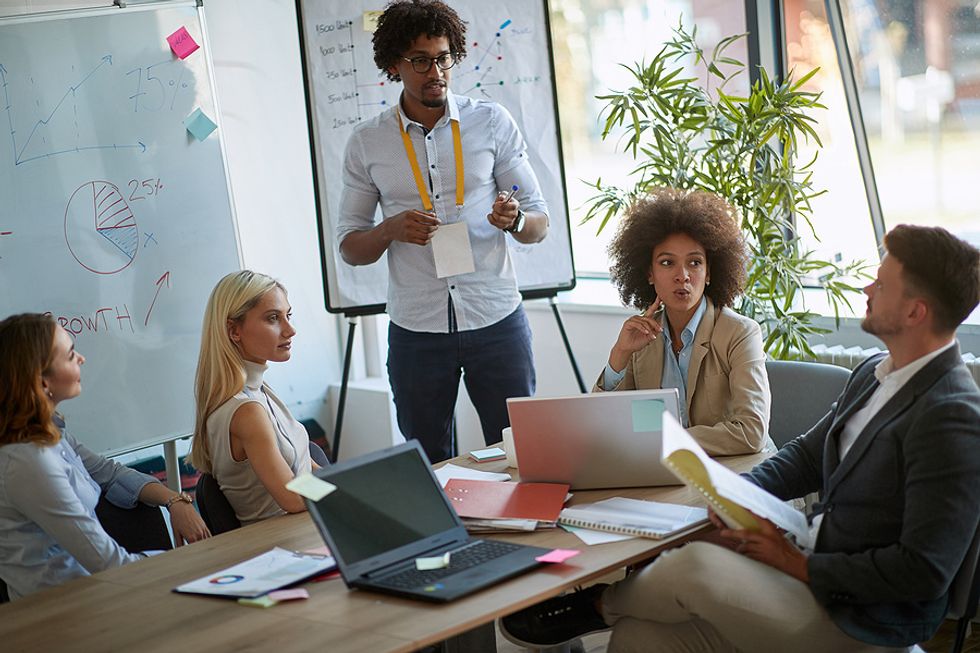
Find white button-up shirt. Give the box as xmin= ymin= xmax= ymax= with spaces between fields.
xmin=338 ymin=92 xmax=547 ymax=333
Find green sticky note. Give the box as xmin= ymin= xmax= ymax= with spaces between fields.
xmin=631 ymin=399 xmax=664 ymax=432
xmin=238 ymin=595 xmax=277 ymax=608
xmin=183 ymin=108 xmax=217 ymax=141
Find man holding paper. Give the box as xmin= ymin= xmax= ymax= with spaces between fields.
xmin=502 ymin=225 xmax=980 ymax=652
xmin=337 ymin=0 xmax=548 ymax=463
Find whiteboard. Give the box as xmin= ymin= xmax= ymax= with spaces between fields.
xmin=296 ymin=0 xmax=575 ymax=314
xmin=0 ymin=2 xmax=241 ymax=455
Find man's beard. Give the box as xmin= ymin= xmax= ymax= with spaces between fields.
xmin=422 ymin=96 xmax=447 ymax=109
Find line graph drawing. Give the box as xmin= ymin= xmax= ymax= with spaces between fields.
xmin=0 ymin=56 xmax=147 ymax=166
xmin=310 ymin=14 xmax=534 ymax=127
xmin=456 ymin=19 xmax=513 ymax=96
xmin=64 ymin=180 xmax=139 ymax=275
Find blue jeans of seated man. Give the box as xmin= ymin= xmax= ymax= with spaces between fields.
xmin=387 ymin=305 xmax=535 ymax=464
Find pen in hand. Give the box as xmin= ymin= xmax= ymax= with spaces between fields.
xmin=499 ymin=185 xmax=519 ymax=203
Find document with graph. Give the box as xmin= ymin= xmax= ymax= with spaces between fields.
xmin=174 ymin=547 xmax=336 ymax=598
xmin=660 ymin=412 xmax=809 ymax=543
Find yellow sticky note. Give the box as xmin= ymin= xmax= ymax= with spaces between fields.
xmin=238 ymin=595 xmax=277 ymax=608
xmin=415 ymin=551 xmax=451 ymax=570
xmin=363 ymin=11 xmax=382 ymax=32
xmin=286 ymin=473 xmax=336 ymax=501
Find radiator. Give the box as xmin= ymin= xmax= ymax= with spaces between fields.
xmin=808 ymin=344 xmax=980 ymax=386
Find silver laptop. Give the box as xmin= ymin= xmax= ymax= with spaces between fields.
xmin=507 ymin=389 xmax=683 ymax=490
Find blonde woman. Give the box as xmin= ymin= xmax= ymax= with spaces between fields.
xmin=0 ymin=314 xmax=209 ymax=600
xmin=189 ymin=271 xmax=314 ymax=525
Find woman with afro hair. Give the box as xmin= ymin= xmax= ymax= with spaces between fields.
xmin=595 ymin=188 xmax=773 ymax=455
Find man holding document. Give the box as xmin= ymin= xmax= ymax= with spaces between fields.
xmin=337 ymin=0 xmax=548 ymax=463
xmin=502 ymin=225 xmax=980 ymax=652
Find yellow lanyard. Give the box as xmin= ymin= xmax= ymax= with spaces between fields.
xmin=397 ymin=111 xmax=464 ymax=214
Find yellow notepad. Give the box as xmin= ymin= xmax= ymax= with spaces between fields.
xmin=660 ymin=413 xmax=808 ymax=542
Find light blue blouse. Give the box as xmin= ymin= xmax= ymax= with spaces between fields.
xmin=603 ymin=297 xmax=708 ymax=427
xmin=0 ymin=417 xmax=159 ymax=600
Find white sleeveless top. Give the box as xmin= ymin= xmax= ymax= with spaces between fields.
xmin=206 ymin=361 xmax=311 ymax=525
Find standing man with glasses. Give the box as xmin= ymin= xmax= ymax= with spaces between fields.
xmin=337 ymin=0 xmax=549 ymax=463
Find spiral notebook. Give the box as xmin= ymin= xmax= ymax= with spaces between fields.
xmin=659 ymin=411 xmax=809 ymax=542
xmin=558 ymin=497 xmax=707 ymax=540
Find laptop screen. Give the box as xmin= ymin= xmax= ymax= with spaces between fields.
xmin=310 ymin=445 xmax=460 ymax=565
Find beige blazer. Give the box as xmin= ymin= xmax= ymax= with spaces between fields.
xmin=593 ymin=299 xmax=772 ymax=455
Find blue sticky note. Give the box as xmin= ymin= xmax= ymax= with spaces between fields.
xmin=183 ymin=108 xmax=217 ymax=141
xmin=631 ymin=399 xmax=664 ymax=432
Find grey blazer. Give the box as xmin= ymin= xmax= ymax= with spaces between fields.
xmin=745 ymin=344 xmax=980 ymax=647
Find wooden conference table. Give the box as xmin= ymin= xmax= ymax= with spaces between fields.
xmin=0 ymin=452 xmax=766 ymax=653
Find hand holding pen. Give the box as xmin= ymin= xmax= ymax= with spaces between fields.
xmin=608 ymin=297 xmax=664 ymax=372
xmin=487 ymin=184 xmax=520 ymax=231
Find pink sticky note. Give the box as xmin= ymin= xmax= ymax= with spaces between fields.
xmin=267 ymin=588 xmax=310 ymax=602
xmin=167 ymin=26 xmax=199 ymax=59
xmin=303 ymin=546 xmax=332 ymax=556
xmin=535 ymin=548 xmax=581 ymax=564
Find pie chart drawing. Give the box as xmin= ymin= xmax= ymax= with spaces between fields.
xmin=65 ymin=181 xmax=139 ymax=275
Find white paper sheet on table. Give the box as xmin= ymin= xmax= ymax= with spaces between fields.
xmin=434 ymin=463 xmax=511 ymax=487
xmin=561 ymin=524 xmax=637 ymax=545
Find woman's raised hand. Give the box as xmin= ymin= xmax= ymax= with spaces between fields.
xmin=608 ymin=297 xmax=663 ymax=371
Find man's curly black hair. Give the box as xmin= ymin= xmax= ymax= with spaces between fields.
xmin=608 ymin=187 xmax=749 ymax=311
xmin=373 ymin=0 xmax=468 ymax=82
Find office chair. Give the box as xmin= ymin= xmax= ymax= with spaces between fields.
xmin=765 ymin=360 xmax=851 ymax=449
xmin=309 ymin=440 xmax=329 ymax=467
xmin=948 ymin=522 xmax=980 ymax=653
xmin=194 ymin=472 xmax=241 ymax=535
xmin=95 ymin=493 xmax=174 ymax=552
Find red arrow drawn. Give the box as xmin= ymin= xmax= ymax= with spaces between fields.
xmin=144 ymin=271 xmax=171 ymax=327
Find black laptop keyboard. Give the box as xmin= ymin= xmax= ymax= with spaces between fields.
xmin=375 ymin=540 xmax=523 ymax=590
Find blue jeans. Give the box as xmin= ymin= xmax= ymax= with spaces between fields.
xmin=387 ymin=305 xmax=536 ymax=463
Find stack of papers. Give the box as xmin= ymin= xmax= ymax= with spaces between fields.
xmin=444 ymin=479 xmax=571 ymax=532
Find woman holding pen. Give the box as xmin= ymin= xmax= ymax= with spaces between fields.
xmin=595 ymin=187 xmax=773 ymax=455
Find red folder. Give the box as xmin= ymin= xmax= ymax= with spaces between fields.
xmin=443 ymin=479 xmax=570 ymax=523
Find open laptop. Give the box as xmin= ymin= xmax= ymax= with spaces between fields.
xmin=304 ymin=440 xmax=551 ymax=603
xmin=508 ymin=389 xmax=683 ymax=490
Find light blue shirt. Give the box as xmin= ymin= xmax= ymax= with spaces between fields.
xmin=0 ymin=417 xmax=159 ymax=600
xmin=338 ymin=91 xmax=548 ymax=332
xmin=603 ymin=297 xmax=708 ymax=427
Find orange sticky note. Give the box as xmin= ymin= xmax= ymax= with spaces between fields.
xmin=535 ymin=549 xmax=581 ymax=564
xmin=167 ymin=26 xmax=199 ymax=59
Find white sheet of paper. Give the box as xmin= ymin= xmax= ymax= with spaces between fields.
xmin=433 ymin=463 xmax=512 ymax=487
xmin=561 ymin=524 xmax=636 ymax=545
xmin=431 ymin=222 xmax=475 ymax=278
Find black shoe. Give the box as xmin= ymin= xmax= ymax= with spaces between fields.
xmin=499 ymin=584 xmax=610 ymax=648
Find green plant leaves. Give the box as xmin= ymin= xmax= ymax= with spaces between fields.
xmin=583 ymin=22 xmax=868 ymax=359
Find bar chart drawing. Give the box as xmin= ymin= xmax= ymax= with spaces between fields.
xmin=64 ymin=180 xmax=139 ymax=274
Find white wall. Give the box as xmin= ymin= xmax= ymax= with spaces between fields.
xmin=205 ymin=0 xmax=341 ymax=425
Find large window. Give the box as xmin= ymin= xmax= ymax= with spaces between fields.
xmin=550 ymin=0 xmax=748 ymax=276
xmin=785 ymin=0 xmax=980 ymax=257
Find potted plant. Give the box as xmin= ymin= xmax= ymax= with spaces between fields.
xmin=582 ymin=23 xmax=866 ymax=358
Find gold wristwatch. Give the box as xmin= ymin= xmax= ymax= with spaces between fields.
xmin=164 ymin=492 xmax=193 ymax=509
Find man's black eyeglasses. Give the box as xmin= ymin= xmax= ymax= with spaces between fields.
xmin=401 ymin=52 xmax=460 ymax=74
